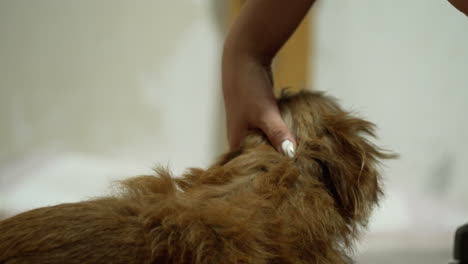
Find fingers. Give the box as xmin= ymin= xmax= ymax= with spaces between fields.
xmin=226 ymin=108 xmax=295 ymax=157
xmin=257 ymin=107 xmax=296 ymax=157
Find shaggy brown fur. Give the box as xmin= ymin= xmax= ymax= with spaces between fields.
xmin=0 ymin=91 xmax=393 ymax=264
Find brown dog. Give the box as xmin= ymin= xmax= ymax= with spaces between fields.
xmin=0 ymin=91 xmax=393 ymax=264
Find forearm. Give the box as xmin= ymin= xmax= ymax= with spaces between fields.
xmin=221 ymin=0 xmax=313 ymax=151
xmin=223 ymin=0 xmax=315 ymax=66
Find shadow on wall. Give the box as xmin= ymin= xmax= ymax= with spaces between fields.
xmin=210 ymin=0 xmax=230 ymax=154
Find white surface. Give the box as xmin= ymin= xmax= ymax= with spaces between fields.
xmin=0 ymin=0 xmax=222 ymax=213
xmin=313 ymin=0 xmax=468 ymax=258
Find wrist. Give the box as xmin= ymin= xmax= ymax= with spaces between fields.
xmin=222 ymin=49 xmax=272 ymax=86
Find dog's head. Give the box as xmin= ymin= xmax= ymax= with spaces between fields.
xmin=228 ymin=90 xmax=395 ymax=226
xmin=282 ymin=91 xmax=394 ymax=223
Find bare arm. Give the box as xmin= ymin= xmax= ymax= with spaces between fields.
xmin=449 ymin=0 xmax=468 ymax=15
xmin=222 ymin=0 xmax=314 ymax=154
xmin=224 ymin=0 xmax=314 ymax=65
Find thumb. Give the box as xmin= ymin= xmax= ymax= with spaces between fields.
xmin=257 ymin=110 xmax=296 ymax=157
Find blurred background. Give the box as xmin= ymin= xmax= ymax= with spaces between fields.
xmin=1 ymin=0 xmax=467 ymax=263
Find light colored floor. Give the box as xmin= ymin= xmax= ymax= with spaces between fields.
xmin=357 ymin=249 xmax=451 ymax=264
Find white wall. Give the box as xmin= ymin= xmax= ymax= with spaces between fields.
xmin=313 ymin=0 xmax=468 ymax=260
xmin=0 ymin=0 xmax=223 ymax=212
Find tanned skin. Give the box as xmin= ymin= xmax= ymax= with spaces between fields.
xmin=222 ymin=0 xmax=466 ymax=155
xmin=222 ymin=0 xmax=315 ymax=153
xmin=449 ymin=0 xmax=468 ymax=15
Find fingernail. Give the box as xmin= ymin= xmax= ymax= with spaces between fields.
xmin=281 ymin=140 xmax=295 ymax=158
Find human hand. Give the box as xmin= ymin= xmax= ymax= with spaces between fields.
xmin=222 ymin=57 xmax=296 ymax=157
xmin=220 ymin=0 xmax=313 ymax=157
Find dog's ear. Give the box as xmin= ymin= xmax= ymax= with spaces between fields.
xmin=318 ymin=113 xmax=394 ymax=224
xmin=278 ymin=91 xmax=395 ymax=225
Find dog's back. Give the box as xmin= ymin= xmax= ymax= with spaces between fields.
xmin=0 ymin=91 xmax=393 ymax=264
xmin=0 ymin=198 xmax=152 ymax=264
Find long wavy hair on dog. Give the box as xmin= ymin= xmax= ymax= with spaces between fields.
xmin=0 ymin=90 xmax=394 ymax=264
